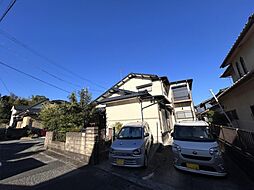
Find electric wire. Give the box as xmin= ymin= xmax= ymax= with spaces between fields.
xmin=0 ymin=76 xmax=10 ymax=93
xmin=0 ymin=43 xmax=104 ymax=93
xmin=0 ymin=29 xmax=107 ymax=90
xmin=0 ymin=60 xmax=71 ymax=94
xmin=0 ymin=0 xmax=16 ymax=23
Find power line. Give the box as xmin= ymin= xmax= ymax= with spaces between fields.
xmin=0 ymin=0 xmax=16 ymax=23
xmin=0 ymin=42 xmax=82 ymax=88
xmin=0 ymin=29 xmax=107 ymax=90
xmin=0 ymin=76 xmax=10 ymax=94
xmin=0 ymin=42 xmax=104 ymax=93
xmin=0 ymin=60 xmax=71 ymax=94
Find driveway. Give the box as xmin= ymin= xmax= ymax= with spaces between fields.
xmin=97 ymin=145 xmax=254 ymax=190
xmin=0 ymin=139 xmax=145 ymax=190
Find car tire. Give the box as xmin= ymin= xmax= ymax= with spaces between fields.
xmin=143 ymin=153 xmax=148 ymax=168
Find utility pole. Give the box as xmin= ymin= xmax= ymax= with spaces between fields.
xmin=209 ymin=89 xmax=233 ymax=126
xmin=0 ymin=0 xmax=16 ymax=23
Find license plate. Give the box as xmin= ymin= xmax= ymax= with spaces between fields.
xmin=186 ymin=163 xmax=199 ymax=170
xmin=116 ymin=159 xmax=124 ymax=165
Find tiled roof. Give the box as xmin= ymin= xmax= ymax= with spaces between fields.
xmin=218 ymin=70 xmax=254 ymax=99
xmin=94 ymin=72 xmax=170 ymax=103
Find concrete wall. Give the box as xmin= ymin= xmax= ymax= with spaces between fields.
xmin=219 ymin=78 xmax=254 ymax=131
xmin=44 ymin=127 xmax=99 ymax=163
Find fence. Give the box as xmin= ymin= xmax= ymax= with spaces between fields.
xmin=211 ymin=125 xmax=254 ymax=158
xmin=45 ymin=125 xmax=110 ymax=164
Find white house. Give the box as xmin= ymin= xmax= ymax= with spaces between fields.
xmin=95 ymin=73 xmax=195 ymax=144
xmin=219 ymin=14 xmax=254 ymax=131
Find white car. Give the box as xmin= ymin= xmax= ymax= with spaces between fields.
xmin=171 ymin=120 xmax=227 ymax=176
xmin=109 ymin=122 xmax=153 ymax=168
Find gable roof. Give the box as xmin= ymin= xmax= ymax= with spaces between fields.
xmin=94 ymin=72 xmax=170 ymax=103
xmin=98 ymin=91 xmax=150 ymax=104
xmin=13 ymin=98 xmax=48 ymax=116
xmin=220 ymin=14 xmax=254 ymax=68
xmin=218 ymin=70 xmax=254 ymax=99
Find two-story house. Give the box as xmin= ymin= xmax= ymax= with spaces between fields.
xmin=170 ymin=79 xmax=196 ymax=123
xmin=219 ymin=14 xmax=254 ymax=131
xmin=95 ymin=73 xmax=195 ymax=144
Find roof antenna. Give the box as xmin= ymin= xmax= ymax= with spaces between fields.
xmin=120 ymin=69 xmax=124 ymax=90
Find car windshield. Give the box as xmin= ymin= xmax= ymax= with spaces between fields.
xmin=117 ymin=127 xmax=142 ymax=139
xmin=174 ymin=125 xmax=214 ymax=142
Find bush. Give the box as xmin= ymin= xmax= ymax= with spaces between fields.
xmin=39 ymin=89 xmax=95 ymax=133
xmin=112 ymin=122 xmax=123 ymax=134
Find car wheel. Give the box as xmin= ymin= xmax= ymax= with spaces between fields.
xmin=143 ymin=153 xmax=148 ymax=168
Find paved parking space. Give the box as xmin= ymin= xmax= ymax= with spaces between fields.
xmin=97 ymin=146 xmax=254 ymax=190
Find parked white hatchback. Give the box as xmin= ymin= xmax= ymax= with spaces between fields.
xmin=171 ymin=120 xmax=227 ymax=176
xmin=109 ymin=122 xmax=153 ymax=168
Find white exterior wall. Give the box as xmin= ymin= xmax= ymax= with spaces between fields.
xmin=119 ymin=78 xmax=151 ymax=92
xmin=220 ymin=25 xmax=254 ymax=131
xmin=229 ymin=28 xmax=254 ymax=82
xmin=220 ymin=74 xmax=254 ymax=131
xmin=119 ymin=78 xmax=166 ymax=97
xmin=9 ymin=106 xmax=17 ymax=127
xmin=106 ymin=100 xmax=165 ymax=143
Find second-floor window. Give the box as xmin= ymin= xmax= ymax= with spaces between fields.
xmin=176 ymin=110 xmax=193 ymax=119
xmin=236 ymin=62 xmax=243 ymax=78
xmin=240 ymin=57 xmax=248 ymax=75
xmin=172 ymin=85 xmax=189 ymax=101
xmin=136 ymin=83 xmax=152 ymax=92
xmin=226 ymin=109 xmax=239 ymax=121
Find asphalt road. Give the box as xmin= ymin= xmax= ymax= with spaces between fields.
xmin=1 ymin=139 xmax=253 ymax=190
xmin=0 ymin=139 xmax=144 ymax=190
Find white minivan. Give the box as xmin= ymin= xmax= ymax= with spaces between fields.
xmin=171 ymin=121 xmax=227 ymax=176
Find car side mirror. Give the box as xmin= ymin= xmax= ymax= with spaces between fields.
xmin=144 ymin=132 xmax=149 ymax=137
xmin=171 ymin=132 xmax=174 ymax=138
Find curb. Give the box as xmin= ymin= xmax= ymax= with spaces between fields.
xmin=42 ymin=149 xmax=89 ymax=168
xmin=95 ymin=165 xmax=174 ymax=190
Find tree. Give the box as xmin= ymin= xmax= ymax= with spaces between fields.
xmin=206 ymin=110 xmax=228 ymax=125
xmin=40 ymin=88 xmax=95 ymax=133
xmin=30 ymin=95 xmax=47 ymax=105
xmin=79 ymin=88 xmax=91 ymax=108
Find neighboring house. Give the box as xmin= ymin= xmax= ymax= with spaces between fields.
xmin=9 ymin=99 xmax=48 ymax=129
xmin=195 ymin=88 xmax=228 ymax=121
xmin=169 ymin=79 xmax=196 ymax=122
xmin=95 ymin=73 xmax=195 ymax=144
xmin=219 ymin=14 xmax=254 ymax=131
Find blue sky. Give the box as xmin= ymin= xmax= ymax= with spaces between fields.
xmin=0 ymin=0 xmax=253 ymax=104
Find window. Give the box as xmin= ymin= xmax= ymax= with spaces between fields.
xmin=226 ymin=110 xmax=239 ymax=121
xmin=176 ymin=110 xmax=193 ymax=119
xmin=236 ymin=62 xmax=243 ymax=78
xmin=136 ymin=83 xmax=152 ymax=92
xmin=250 ymin=105 xmax=254 ymax=117
xmin=172 ymin=85 xmax=189 ymax=101
xmin=240 ymin=57 xmax=248 ymax=74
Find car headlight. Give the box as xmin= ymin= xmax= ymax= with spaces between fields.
xmin=133 ymin=148 xmax=141 ymax=156
xmin=209 ymin=146 xmax=220 ymax=155
xmin=109 ymin=148 xmax=115 ymax=154
xmin=172 ymin=143 xmax=181 ymax=152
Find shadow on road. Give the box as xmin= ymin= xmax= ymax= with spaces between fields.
xmin=0 ymin=141 xmax=45 ymax=180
